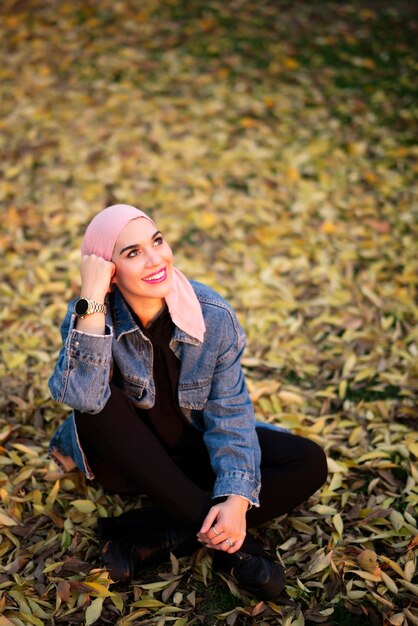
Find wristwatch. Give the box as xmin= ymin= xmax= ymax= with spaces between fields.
xmin=74 ymin=298 xmax=107 ymax=319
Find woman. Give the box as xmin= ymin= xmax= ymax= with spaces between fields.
xmin=48 ymin=204 xmax=327 ymax=600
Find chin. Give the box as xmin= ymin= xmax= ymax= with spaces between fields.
xmin=143 ymin=282 xmax=173 ymax=299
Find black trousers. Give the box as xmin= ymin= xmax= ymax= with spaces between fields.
xmin=75 ymin=385 xmax=327 ymax=534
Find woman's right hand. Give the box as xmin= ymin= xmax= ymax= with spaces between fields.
xmin=80 ymin=254 xmax=116 ymax=302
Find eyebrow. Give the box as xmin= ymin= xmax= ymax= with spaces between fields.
xmin=119 ymin=231 xmax=162 ymax=255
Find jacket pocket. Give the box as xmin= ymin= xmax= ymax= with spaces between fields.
xmin=118 ymin=374 xmax=147 ymax=404
xmin=178 ymin=378 xmax=212 ymax=410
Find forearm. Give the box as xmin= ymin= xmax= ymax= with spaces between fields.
xmin=49 ymin=303 xmax=113 ymax=413
xmin=75 ymin=311 xmax=106 ymax=335
xmin=204 ymin=345 xmax=261 ymax=506
xmin=204 ymin=407 xmax=261 ymax=506
xmin=74 ymin=278 xmax=108 ymax=335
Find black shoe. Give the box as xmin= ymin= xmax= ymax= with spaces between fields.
xmin=100 ymin=527 xmax=198 ymax=584
xmin=101 ymin=539 xmax=136 ymax=585
xmin=214 ymin=550 xmax=285 ymax=601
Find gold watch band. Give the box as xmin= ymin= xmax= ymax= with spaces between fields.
xmin=86 ymin=300 xmax=107 ymax=316
xmin=75 ymin=297 xmax=107 ymax=318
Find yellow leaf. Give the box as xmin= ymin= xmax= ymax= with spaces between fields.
xmin=380 ymin=556 xmax=404 ymax=578
xmin=277 ymin=390 xmax=305 ymax=405
xmin=358 ymin=450 xmax=390 ymax=463
xmin=197 ymin=212 xmax=217 ymax=229
xmin=83 ymin=582 xmax=114 ymax=597
xmin=407 ymin=441 xmax=418 ymax=459
xmin=306 ymin=549 xmax=333 ymax=576
xmin=350 ymin=570 xmax=381 ymax=582
xmin=285 ymin=166 xmax=300 ymax=183
xmin=85 ymin=597 xmax=104 ymax=626
xmin=387 ymin=614 xmax=405 ymax=626
xmin=72 ymin=499 xmax=96 ymax=513
xmin=389 ymin=510 xmax=405 ymax=531
xmin=400 ymin=580 xmax=418 ymax=596
xmin=20 ymin=614 xmax=44 ymax=626
xmin=139 ymin=580 xmax=177 ymax=591
xmin=404 ymin=560 xmax=416 ymax=582
xmin=332 ymin=513 xmax=344 ymax=537
xmin=381 ymin=571 xmax=398 ymax=594
xmin=338 ymin=380 xmax=347 ymax=399
xmin=283 ymin=57 xmax=299 ymax=70
xmin=43 ymin=561 xmax=65 ymax=573
xmin=0 ymin=509 xmax=19 ymax=527
xmin=404 ymin=609 xmax=418 ymax=626
xmin=342 ymin=353 xmax=357 ymax=378
xmin=288 ymin=517 xmax=316 ymax=535
xmin=354 ymin=367 xmax=376 ymax=382
xmin=4 ymin=352 xmax=27 ymax=369
xmin=347 ymin=590 xmax=367 ymax=600
xmin=348 ymin=426 xmax=363 ymax=446
xmin=319 ymin=221 xmax=338 ymax=235
xmin=327 ymin=458 xmax=347 ymax=474
xmin=46 ymin=479 xmax=61 ymax=506
xmin=311 ymin=505 xmax=338 ymax=515
xmin=240 ymin=117 xmax=258 ymax=128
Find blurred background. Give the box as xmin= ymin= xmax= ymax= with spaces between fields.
xmin=0 ymin=1 xmax=417 ymax=624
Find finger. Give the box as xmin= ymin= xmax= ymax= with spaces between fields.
xmin=199 ymin=528 xmax=228 ymax=548
xmin=207 ymin=531 xmax=228 ymax=547
xmin=226 ymin=538 xmax=245 ymax=553
xmin=198 ymin=507 xmax=219 ymax=535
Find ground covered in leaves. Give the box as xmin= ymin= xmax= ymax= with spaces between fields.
xmin=0 ymin=0 xmax=417 ymax=624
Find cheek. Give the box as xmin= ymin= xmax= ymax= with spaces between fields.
xmin=165 ymin=245 xmax=174 ymax=263
xmin=113 ymin=262 xmax=136 ymax=284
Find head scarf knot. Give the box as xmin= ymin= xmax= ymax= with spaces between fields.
xmin=81 ymin=204 xmax=205 ymax=342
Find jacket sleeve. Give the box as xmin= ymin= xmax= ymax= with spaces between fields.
xmin=48 ymin=300 xmax=114 ymax=414
xmin=202 ymin=311 xmax=261 ymax=507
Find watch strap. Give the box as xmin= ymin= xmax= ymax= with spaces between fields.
xmin=86 ymin=300 xmax=107 ymax=316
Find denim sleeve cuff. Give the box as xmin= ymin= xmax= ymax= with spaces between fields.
xmin=67 ymin=326 xmax=113 ymax=366
xmin=213 ymin=471 xmax=260 ymax=508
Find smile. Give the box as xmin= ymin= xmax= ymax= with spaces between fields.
xmin=142 ymin=267 xmax=168 ymax=284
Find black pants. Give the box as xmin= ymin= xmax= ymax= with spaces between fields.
xmin=75 ymin=385 xmax=327 ymax=534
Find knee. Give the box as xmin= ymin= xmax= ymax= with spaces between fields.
xmin=303 ymin=438 xmax=328 ymax=491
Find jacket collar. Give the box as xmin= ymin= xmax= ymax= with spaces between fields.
xmin=110 ymin=289 xmax=201 ymax=346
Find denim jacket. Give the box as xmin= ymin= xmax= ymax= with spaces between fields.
xmin=49 ymin=281 xmax=263 ymax=506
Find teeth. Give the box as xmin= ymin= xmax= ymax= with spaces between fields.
xmin=144 ymin=269 xmax=165 ymax=281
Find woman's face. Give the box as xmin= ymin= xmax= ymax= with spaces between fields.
xmin=111 ymin=218 xmax=173 ymax=309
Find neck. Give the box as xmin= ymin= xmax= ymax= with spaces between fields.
xmin=127 ymin=296 xmax=166 ymax=328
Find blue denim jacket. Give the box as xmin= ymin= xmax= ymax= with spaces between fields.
xmin=49 ymin=281 xmax=264 ymax=505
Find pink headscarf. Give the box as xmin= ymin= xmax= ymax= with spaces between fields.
xmin=81 ymin=204 xmax=206 ymax=342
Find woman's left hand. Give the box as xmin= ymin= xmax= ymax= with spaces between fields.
xmin=197 ymin=495 xmax=248 ymax=553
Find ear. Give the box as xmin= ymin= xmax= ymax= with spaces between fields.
xmin=108 ymin=267 xmax=117 ymax=292
xmin=110 ymin=262 xmax=117 ymax=284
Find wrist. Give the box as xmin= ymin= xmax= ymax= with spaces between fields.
xmin=75 ymin=297 xmax=107 ymax=320
xmin=226 ymin=495 xmax=250 ymax=511
xmin=80 ymin=292 xmax=106 ymax=304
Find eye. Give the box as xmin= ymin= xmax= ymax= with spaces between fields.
xmin=153 ymin=236 xmax=164 ymax=246
xmin=127 ymin=248 xmax=141 ymax=258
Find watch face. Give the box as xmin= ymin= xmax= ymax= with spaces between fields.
xmin=75 ymin=298 xmax=89 ymax=316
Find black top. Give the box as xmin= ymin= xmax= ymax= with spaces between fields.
xmin=134 ymin=306 xmax=190 ymax=452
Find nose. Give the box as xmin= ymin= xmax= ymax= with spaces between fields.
xmin=144 ymin=247 xmax=161 ymax=267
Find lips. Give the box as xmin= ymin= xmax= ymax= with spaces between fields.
xmin=142 ymin=267 xmax=168 ymax=284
